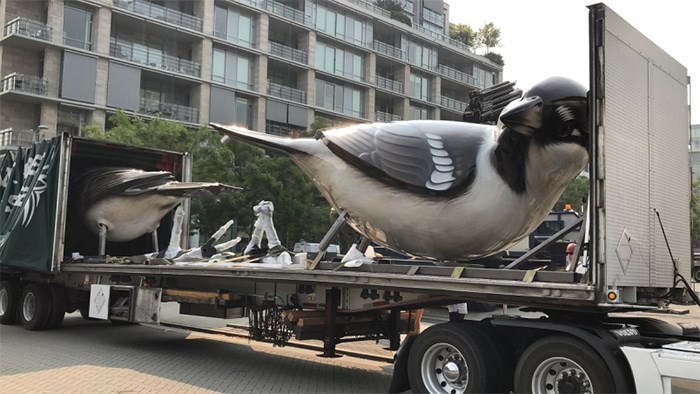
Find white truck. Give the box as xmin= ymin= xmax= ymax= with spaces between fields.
xmin=1 ymin=3 xmax=698 ymax=393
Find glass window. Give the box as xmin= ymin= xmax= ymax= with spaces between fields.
xmin=236 ymin=56 xmax=250 ymax=88
xmin=238 ymin=13 xmax=253 ymax=46
xmin=214 ymin=6 xmax=227 ymax=39
xmin=63 ymin=3 xmax=93 ymax=50
xmin=212 ymin=49 xmax=225 ymax=83
xmin=317 ymin=8 xmax=327 ymax=30
xmin=235 ymin=97 xmax=251 ymax=127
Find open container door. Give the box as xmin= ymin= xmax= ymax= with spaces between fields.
xmin=589 ymin=3 xmax=691 ymax=305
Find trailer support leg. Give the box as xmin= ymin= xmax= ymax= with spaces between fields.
xmin=151 ymin=230 xmax=159 ymax=253
xmin=322 ymin=288 xmax=340 ymax=358
xmin=98 ymin=224 xmax=107 ymax=256
xmin=388 ymin=309 xmax=401 ymax=350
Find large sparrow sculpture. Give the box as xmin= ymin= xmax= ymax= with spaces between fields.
xmin=212 ymin=77 xmax=589 ymax=261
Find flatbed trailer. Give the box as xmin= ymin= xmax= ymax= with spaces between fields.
xmin=1 ymin=3 xmax=699 ymax=393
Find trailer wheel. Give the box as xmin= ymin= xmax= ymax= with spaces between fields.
xmin=407 ymin=322 xmax=502 ymax=393
xmin=47 ymin=284 xmax=67 ymax=329
xmin=0 ymin=280 xmax=21 ymax=325
xmin=20 ymin=283 xmax=51 ymax=331
xmin=514 ymin=335 xmax=615 ymax=393
xmin=693 ymin=267 xmax=700 ymax=282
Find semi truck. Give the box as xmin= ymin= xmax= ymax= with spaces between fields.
xmin=1 ymin=3 xmax=699 ymax=393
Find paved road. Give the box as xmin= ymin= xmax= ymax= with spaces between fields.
xmin=0 ymin=312 xmax=393 ymax=393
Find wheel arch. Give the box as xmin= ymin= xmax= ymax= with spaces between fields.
xmin=488 ymin=317 xmax=636 ymax=393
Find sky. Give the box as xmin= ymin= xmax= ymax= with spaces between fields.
xmin=443 ymin=0 xmax=700 ymax=124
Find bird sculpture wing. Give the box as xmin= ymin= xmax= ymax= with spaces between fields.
xmin=320 ymin=121 xmax=490 ymax=196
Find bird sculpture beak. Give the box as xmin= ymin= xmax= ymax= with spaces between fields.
xmin=499 ymin=96 xmax=543 ymax=135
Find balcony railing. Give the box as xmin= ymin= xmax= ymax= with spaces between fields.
xmin=346 ymin=0 xmax=392 ymax=19
xmin=373 ymin=41 xmax=406 ymax=61
xmin=440 ymin=96 xmax=467 ymax=113
xmin=266 ymin=121 xmax=302 ymax=136
xmin=376 ymin=76 xmax=403 ymax=93
xmin=267 ymin=81 xmax=306 ymax=104
xmin=437 ymin=64 xmax=478 ymax=87
xmin=260 ymin=0 xmax=313 ymax=26
xmin=110 ymin=42 xmax=201 ymax=77
xmin=375 ymin=111 xmax=401 ymax=122
xmin=113 ymin=0 xmax=202 ymax=32
xmin=0 ymin=129 xmax=38 ymax=151
xmin=268 ymin=41 xmax=307 ymax=64
xmin=3 ymin=17 xmax=52 ymax=41
xmin=139 ymin=98 xmax=199 ymax=123
xmin=1 ymin=73 xmax=48 ymax=95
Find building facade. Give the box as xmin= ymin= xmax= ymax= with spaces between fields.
xmin=691 ymin=124 xmax=700 ymax=181
xmin=0 ymin=0 xmax=501 ymax=150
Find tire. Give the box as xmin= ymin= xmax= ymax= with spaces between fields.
xmin=693 ymin=267 xmax=700 ymax=283
xmin=514 ymin=335 xmax=616 ymax=393
xmin=407 ymin=322 xmax=504 ymax=393
xmin=20 ymin=283 xmax=51 ymax=331
xmin=0 ymin=280 xmax=21 ymax=325
xmin=46 ymin=284 xmax=67 ymax=329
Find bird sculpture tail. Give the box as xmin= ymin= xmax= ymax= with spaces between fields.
xmin=211 ymin=123 xmax=318 ymax=155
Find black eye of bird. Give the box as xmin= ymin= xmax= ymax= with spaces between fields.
xmin=559 ymin=122 xmax=574 ymax=136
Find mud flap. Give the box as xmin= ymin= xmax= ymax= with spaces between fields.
xmin=388 ymin=335 xmax=416 ymax=393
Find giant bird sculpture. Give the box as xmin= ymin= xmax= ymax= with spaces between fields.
xmin=72 ymin=167 xmax=240 ymax=255
xmin=212 ymin=76 xmax=589 ymax=261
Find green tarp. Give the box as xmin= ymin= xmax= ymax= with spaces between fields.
xmin=0 ymin=136 xmax=61 ymax=272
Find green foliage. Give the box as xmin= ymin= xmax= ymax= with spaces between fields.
xmin=554 ymin=176 xmax=589 ymax=212
xmin=691 ymin=178 xmax=700 ymax=249
xmin=375 ymin=0 xmax=412 ymax=26
xmin=309 ymin=117 xmax=333 ymax=134
xmin=477 ymin=22 xmax=501 ymax=52
xmin=84 ymin=112 xmax=332 ymax=249
xmin=483 ymin=52 xmax=504 ymax=66
xmin=449 ymin=23 xmax=476 ymax=48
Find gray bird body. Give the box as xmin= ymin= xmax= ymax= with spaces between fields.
xmin=213 ymin=77 xmax=589 ymax=261
xmin=74 ymin=167 xmax=239 ymax=242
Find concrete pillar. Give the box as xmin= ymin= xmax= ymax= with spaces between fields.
xmin=298 ymin=69 xmax=315 ymax=106
xmin=46 ymin=0 xmax=64 ymax=47
xmin=300 ymin=30 xmax=315 ymax=67
xmin=94 ymin=6 xmax=112 ymax=55
xmin=397 ymin=98 xmax=409 ymax=119
xmin=90 ymin=109 xmax=106 ymax=130
xmin=432 ymin=75 xmax=441 ymax=119
xmin=194 ymin=83 xmax=210 ymax=125
xmin=255 ymin=56 xmax=268 ymax=94
xmin=367 ymin=53 xmax=376 ymax=85
xmin=94 ymin=59 xmax=109 ymax=106
xmin=195 ymin=0 xmax=214 ymax=36
xmin=43 ymin=47 xmax=61 ymax=97
xmin=256 ymin=13 xmax=269 ymax=53
xmin=195 ymin=38 xmax=212 ymax=82
xmin=39 ymin=102 xmax=58 ymax=138
xmin=254 ymin=97 xmax=266 ymax=132
xmin=366 ymin=88 xmax=375 ymax=120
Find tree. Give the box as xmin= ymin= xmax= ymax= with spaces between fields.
xmin=554 ymin=176 xmax=589 ymax=212
xmin=83 ymin=112 xmax=332 ymax=249
xmin=483 ymin=52 xmax=504 ymax=66
xmin=375 ymin=0 xmax=412 ymax=26
xmin=691 ymin=178 xmax=700 ymax=250
xmin=477 ymin=22 xmax=501 ymax=53
xmin=449 ymin=23 xmax=476 ymax=49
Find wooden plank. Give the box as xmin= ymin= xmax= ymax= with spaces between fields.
xmin=162 ymin=289 xmax=239 ymax=301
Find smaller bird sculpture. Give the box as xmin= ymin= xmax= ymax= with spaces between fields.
xmin=72 ymin=166 xmax=241 ymax=255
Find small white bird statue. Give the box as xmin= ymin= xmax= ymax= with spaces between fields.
xmin=212 ymin=77 xmax=589 ymax=261
xmin=73 ymin=167 xmax=241 ymax=254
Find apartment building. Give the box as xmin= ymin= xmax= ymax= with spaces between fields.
xmin=0 ymin=0 xmax=502 ymax=151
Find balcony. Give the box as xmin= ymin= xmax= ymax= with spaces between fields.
xmin=373 ymin=41 xmax=406 ymax=61
xmin=440 ymin=96 xmax=467 ymax=113
xmin=113 ymin=0 xmax=202 ymax=32
xmin=139 ymin=98 xmax=199 ymax=123
xmin=3 ymin=17 xmax=52 ymax=41
xmin=376 ymin=76 xmax=403 ymax=94
xmin=0 ymin=129 xmax=38 ymax=152
xmin=267 ymin=81 xmax=306 ymax=104
xmin=260 ymin=0 xmax=313 ymax=26
xmin=1 ymin=73 xmax=48 ymax=96
xmin=437 ymin=64 xmax=477 ymax=87
xmin=268 ymin=41 xmax=307 ymax=64
xmin=375 ymin=111 xmax=401 ymax=122
xmin=110 ymin=43 xmax=201 ymax=78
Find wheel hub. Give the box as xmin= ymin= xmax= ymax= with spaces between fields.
xmin=421 ymin=343 xmax=468 ymax=394
xmin=23 ymin=292 xmax=36 ymax=322
xmin=533 ymin=357 xmax=593 ymax=393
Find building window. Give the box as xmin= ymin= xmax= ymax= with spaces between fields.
xmin=63 ymin=3 xmax=93 ymax=50
xmin=405 ymin=39 xmax=437 ymax=70
xmin=315 ymin=79 xmax=364 ymax=118
xmin=409 ymin=73 xmax=431 ymax=101
xmin=422 ymin=7 xmax=445 ymax=27
xmin=316 ymin=5 xmax=371 ymax=47
xmin=409 ymin=105 xmax=430 ymax=120
xmin=214 ymin=5 xmax=255 ymax=48
xmin=235 ymin=97 xmax=252 ymax=128
xmin=212 ymin=48 xmax=253 ymax=90
xmin=316 ymin=42 xmax=365 ymax=82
